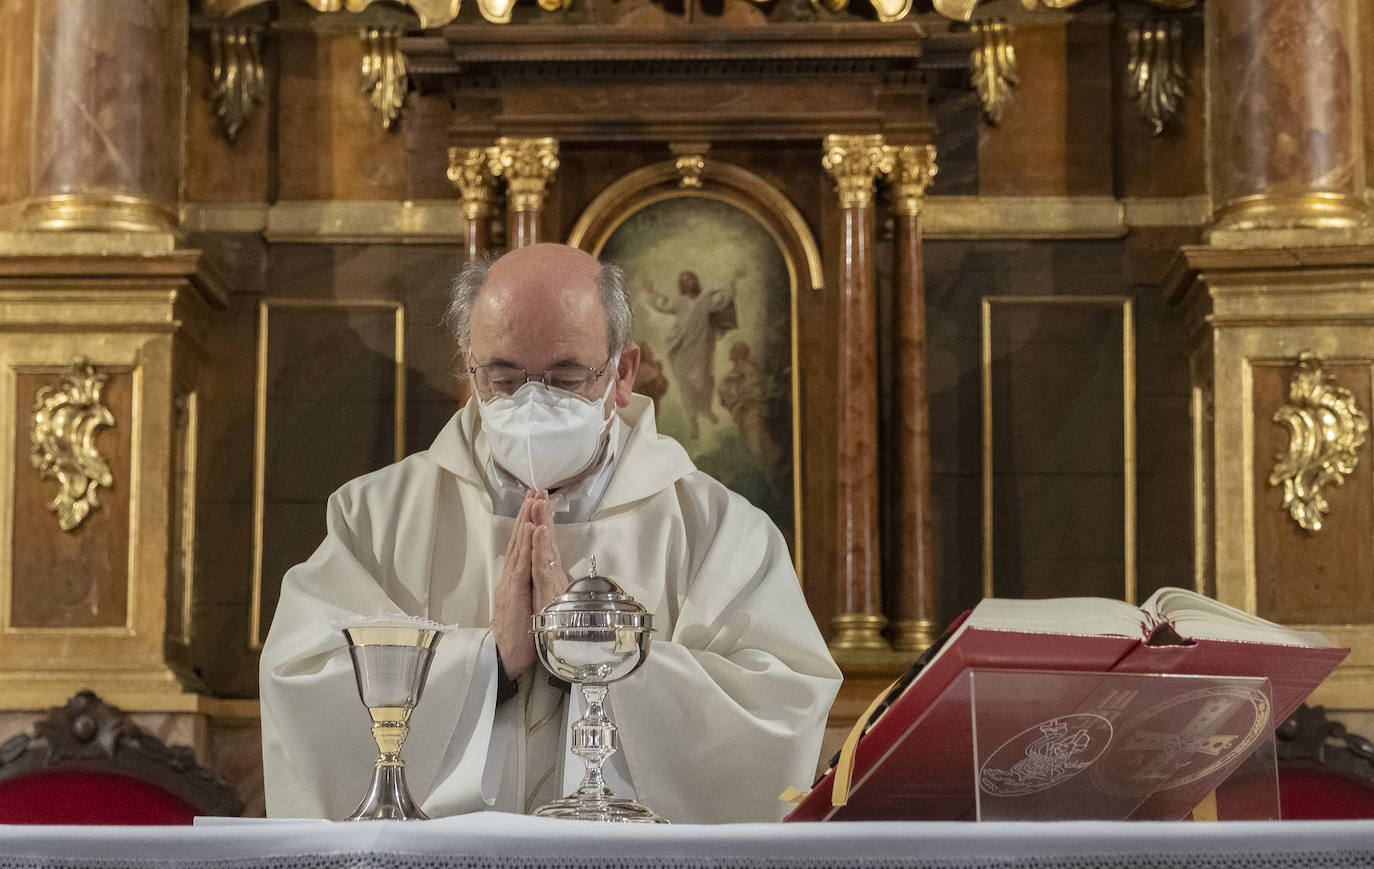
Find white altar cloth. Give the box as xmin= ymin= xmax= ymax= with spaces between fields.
xmin=2 ymin=813 xmax=1374 ymax=868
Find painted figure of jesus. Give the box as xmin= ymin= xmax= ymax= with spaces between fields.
xmin=649 ymin=268 xmax=742 ymax=438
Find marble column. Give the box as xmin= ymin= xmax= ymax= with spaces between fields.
xmin=489 ymin=137 xmax=559 ymax=249
xmin=24 ymin=0 xmax=186 ymax=233
xmin=823 ymin=134 xmax=892 ymax=652
xmin=887 ymin=144 xmax=939 ymax=654
xmin=448 ymin=146 xmax=495 ymax=262
xmin=1208 ymin=0 xmax=1366 ymax=231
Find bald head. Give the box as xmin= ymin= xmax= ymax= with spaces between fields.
xmin=445 ymin=243 xmax=632 ymax=360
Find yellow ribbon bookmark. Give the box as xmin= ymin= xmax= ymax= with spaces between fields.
xmin=831 ymin=676 xmax=902 ymax=807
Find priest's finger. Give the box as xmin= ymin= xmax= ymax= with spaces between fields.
xmin=532 ymin=524 xmax=567 ymax=609
xmin=503 ymin=489 xmax=538 ymax=559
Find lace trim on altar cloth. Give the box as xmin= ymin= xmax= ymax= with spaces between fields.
xmin=4 ymin=850 xmax=1374 ymax=869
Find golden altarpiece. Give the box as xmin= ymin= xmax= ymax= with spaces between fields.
xmin=1 ymin=0 xmax=1373 ymax=813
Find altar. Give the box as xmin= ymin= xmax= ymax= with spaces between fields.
xmin=4 ymin=814 xmax=1374 ymax=869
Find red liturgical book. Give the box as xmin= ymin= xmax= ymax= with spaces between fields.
xmin=786 ymin=588 xmax=1348 ymax=822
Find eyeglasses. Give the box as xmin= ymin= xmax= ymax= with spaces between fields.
xmin=469 ymin=357 xmax=614 ymax=399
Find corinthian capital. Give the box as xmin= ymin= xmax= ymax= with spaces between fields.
xmin=888 ymin=144 xmax=939 ymax=217
xmin=488 ymin=137 xmax=560 ymax=213
xmin=822 ymin=134 xmax=892 ymax=210
xmin=447 ymin=146 xmax=496 ymax=220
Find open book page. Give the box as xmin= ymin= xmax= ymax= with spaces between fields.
xmin=1140 ymin=586 xmax=1330 ymax=647
xmin=964 ymin=595 xmax=1153 ymax=640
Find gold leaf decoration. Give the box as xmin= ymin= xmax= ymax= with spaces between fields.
xmin=1126 ymin=18 xmax=1186 ymax=135
xmin=934 ymin=0 xmax=1195 ymax=21
xmin=208 ymin=25 xmax=266 ymax=142
xmin=360 ymin=27 xmax=407 ymax=131
xmin=971 ymin=20 xmax=1018 ymax=126
xmin=1268 ymin=353 xmax=1369 ymax=533
xmin=30 ymin=359 xmax=115 ymax=533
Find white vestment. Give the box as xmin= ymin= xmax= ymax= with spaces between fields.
xmin=260 ymin=394 xmax=842 ymax=823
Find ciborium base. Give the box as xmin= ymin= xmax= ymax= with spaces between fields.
xmin=534 ymin=795 xmax=667 ymax=824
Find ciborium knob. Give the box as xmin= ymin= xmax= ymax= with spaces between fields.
xmin=531 ymin=558 xmax=666 ymax=823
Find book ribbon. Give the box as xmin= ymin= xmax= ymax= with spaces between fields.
xmin=832 ymin=676 xmax=902 ymax=807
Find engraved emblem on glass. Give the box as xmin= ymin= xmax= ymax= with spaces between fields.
xmin=531 ymin=557 xmax=667 ymax=823
xmin=341 ymin=624 xmax=444 ymax=820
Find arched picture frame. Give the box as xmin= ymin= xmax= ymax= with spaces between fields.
xmin=569 ymin=160 xmax=822 ymax=578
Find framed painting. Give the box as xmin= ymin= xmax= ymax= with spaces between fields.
xmin=570 ymin=166 xmax=819 ymax=572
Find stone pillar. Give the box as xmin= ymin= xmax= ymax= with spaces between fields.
xmin=1208 ymin=0 xmax=1366 ymax=231
xmin=489 ymin=137 xmax=559 ymax=249
xmin=887 ymin=144 xmax=939 ymax=653
xmin=23 ymin=0 xmax=186 ymax=233
xmin=822 ymin=134 xmax=891 ymax=652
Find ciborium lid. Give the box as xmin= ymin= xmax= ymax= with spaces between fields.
xmin=535 ymin=557 xmax=652 ymax=631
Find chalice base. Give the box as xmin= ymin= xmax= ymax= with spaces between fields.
xmin=534 ymin=794 xmax=667 ymax=823
xmin=345 ymin=764 xmax=429 ymax=821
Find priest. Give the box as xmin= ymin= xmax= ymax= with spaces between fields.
xmin=259 ymin=243 xmax=842 ymax=823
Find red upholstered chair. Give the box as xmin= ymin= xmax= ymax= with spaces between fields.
xmin=1272 ymin=704 xmax=1374 ymax=820
xmin=0 ymin=691 xmax=243 ymax=825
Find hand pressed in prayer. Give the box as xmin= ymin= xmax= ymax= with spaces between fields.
xmin=490 ymin=489 xmax=568 ymax=680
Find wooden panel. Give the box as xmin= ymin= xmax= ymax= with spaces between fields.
xmin=253 ymin=303 xmax=403 ymax=647
xmin=1252 ymin=361 xmax=1374 ymax=624
xmin=986 ymin=301 xmax=1129 ymax=601
xmin=978 ymin=19 xmax=1114 ymax=197
xmin=11 ymin=369 xmax=132 ymax=629
xmin=184 ymin=28 xmax=273 ymax=204
xmin=276 ymin=31 xmax=407 ymax=201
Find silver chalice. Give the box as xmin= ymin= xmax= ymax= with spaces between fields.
xmin=342 ymin=623 xmax=443 ymax=821
xmin=531 ymin=559 xmax=666 ymax=823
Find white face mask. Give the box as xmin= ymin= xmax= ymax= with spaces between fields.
xmin=477 ymin=357 xmax=619 ymax=491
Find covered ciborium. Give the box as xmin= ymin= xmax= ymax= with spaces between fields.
xmin=531 ymin=558 xmax=666 ymax=823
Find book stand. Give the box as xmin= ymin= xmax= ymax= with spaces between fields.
xmin=833 ymin=668 xmax=1280 ymax=822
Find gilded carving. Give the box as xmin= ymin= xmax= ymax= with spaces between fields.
xmin=887 ymin=144 xmax=939 ymax=217
xmin=488 ymin=137 xmax=560 ymax=213
xmin=934 ymin=0 xmax=1194 ymax=20
xmin=971 ymin=20 xmax=1018 ymax=126
xmin=1126 ymin=18 xmax=1186 ymax=136
xmin=669 ymin=142 xmax=710 ymax=189
xmin=821 ymin=134 xmax=892 ymax=210
xmin=447 ymin=146 xmax=497 ymax=220
xmin=208 ymin=0 xmax=467 ymax=29
xmin=1268 ymin=353 xmax=1368 ymax=533
xmin=30 ymin=360 xmax=115 ymax=533
xmin=208 ymin=25 xmax=265 ymax=142
xmin=360 ymin=27 xmax=407 ymax=131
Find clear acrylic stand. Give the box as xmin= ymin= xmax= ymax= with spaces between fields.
xmin=832 ymin=667 xmax=1279 ymax=821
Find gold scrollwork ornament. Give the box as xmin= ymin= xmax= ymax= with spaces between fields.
xmin=1268 ymin=353 xmax=1369 ymax=533
xmin=31 ymin=360 xmax=116 ymax=533
xmin=1126 ymin=18 xmax=1186 ymax=135
xmin=971 ymin=20 xmax=1018 ymax=126
xmin=208 ymin=25 xmax=265 ymax=142
xmin=360 ymin=27 xmax=407 ymax=132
